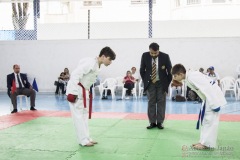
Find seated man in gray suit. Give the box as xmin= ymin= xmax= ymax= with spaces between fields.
xmin=7 ymin=64 xmax=36 ymax=114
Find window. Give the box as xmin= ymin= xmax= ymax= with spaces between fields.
xmin=187 ymin=0 xmax=201 ymax=5
xmin=175 ymin=0 xmax=181 ymax=7
xmin=83 ymin=1 xmax=102 ymax=7
xmin=47 ymin=1 xmax=70 ymax=14
xmin=131 ymin=0 xmax=156 ymax=5
xmin=212 ymin=0 xmax=226 ymax=3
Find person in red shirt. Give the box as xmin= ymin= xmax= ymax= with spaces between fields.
xmin=123 ymin=71 xmax=136 ymax=99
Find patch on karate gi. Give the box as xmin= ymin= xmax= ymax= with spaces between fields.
xmin=161 ymin=65 xmax=165 ymax=70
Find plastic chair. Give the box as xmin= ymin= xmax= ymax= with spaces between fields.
xmin=236 ymin=65 xmax=240 ymax=78
xmin=10 ymin=95 xmax=29 ymax=111
xmin=235 ymin=79 xmax=240 ymax=100
xmin=138 ymin=79 xmax=144 ymax=98
xmin=220 ymin=76 xmax=237 ymax=99
xmin=99 ymin=78 xmax=117 ymax=100
xmin=115 ymin=76 xmax=124 ymax=94
xmin=122 ymin=83 xmax=137 ymax=99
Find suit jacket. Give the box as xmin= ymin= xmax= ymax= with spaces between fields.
xmin=7 ymin=73 xmax=31 ymax=97
xmin=140 ymin=51 xmax=172 ymax=93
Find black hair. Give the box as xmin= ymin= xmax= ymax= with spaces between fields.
xmin=126 ymin=70 xmax=131 ymax=75
xmin=171 ymin=64 xmax=186 ymax=75
xmin=13 ymin=64 xmax=19 ymax=69
xmin=149 ymin=42 xmax=159 ymax=51
xmin=99 ymin=46 xmax=116 ymax=60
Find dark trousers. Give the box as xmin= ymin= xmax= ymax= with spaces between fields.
xmin=124 ymin=83 xmax=134 ymax=95
xmin=11 ymin=88 xmax=36 ymax=109
xmin=146 ymin=81 xmax=166 ymax=124
xmin=55 ymin=82 xmax=65 ymax=94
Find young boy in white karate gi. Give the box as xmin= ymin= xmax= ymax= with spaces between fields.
xmin=171 ymin=64 xmax=227 ymax=150
xmin=66 ymin=47 xmax=116 ymax=147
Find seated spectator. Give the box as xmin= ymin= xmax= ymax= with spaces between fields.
xmin=131 ymin=67 xmax=140 ymax=82
xmin=55 ymin=72 xmax=67 ymax=94
xmin=199 ymin=68 xmax=204 ymax=74
xmin=123 ymin=71 xmax=136 ymax=99
xmin=55 ymin=68 xmax=70 ymax=95
xmin=7 ymin=64 xmax=36 ymax=114
xmin=63 ymin=68 xmax=70 ymax=81
xmin=187 ymin=88 xmax=201 ymax=103
xmin=206 ymin=68 xmax=210 ymax=75
xmin=207 ymin=66 xmax=220 ymax=86
xmin=170 ymin=80 xmax=183 ymax=101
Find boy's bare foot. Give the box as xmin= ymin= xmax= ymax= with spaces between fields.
xmin=84 ymin=142 xmax=94 ymax=147
xmin=91 ymin=141 xmax=98 ymax=144
xmin=192 ymin=143 xmax=200 ymax=146
xmin=193 ymin=143 xmax=209 ymax=150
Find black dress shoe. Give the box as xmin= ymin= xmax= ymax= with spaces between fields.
xmin=157 ymin=123 xmax=164 ymax=129
xmin=146 ymin=123 xmax=157 ymax=129
xmin=30 ymin=107 xmax=37 ymax=111
xmin=101 ymin=96 xmax=108 ymax=100
xmin=11 ymin=109 xmax=18 ymax=114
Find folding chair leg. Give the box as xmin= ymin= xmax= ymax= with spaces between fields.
xmin=122 ymin=89 xmax=126 ymax=99
xmin=111 ymin=89 xmax=115 ymax=99
xmin=19 ymin=96 xmax=23 ymax=110
xmin=24 ymin=96 xmax=29 ymax=110
xmin=104 ymin=90 xmax=107 ymax=97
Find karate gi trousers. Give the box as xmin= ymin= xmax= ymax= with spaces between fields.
xmin=69 ymin=92 xmax=92 ymax=146
xmin=199 ymin=101 xmax=220 ymax=148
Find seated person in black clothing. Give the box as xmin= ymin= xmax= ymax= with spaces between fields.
xmin=7 ymin=64 xmax=37 ymax=113
xmin=55 ymin=72 xmax=67 ymax=94
xmin=123 ymin=71 xmax=136 ymax=99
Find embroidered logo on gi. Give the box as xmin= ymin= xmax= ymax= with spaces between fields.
xmin=161 ymin=65 xmax=165 ymax=70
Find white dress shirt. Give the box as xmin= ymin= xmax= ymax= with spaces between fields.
xmin=14 ymin=73 xmax=24 ymax=88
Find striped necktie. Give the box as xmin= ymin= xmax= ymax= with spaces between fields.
xmin=17 ymin=74 xmax=23 ymax=89
xmin=151 ymin=58 xmax=157 ymax=83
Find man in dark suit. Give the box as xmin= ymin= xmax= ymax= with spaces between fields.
xmin=7 ymin=64 xmax=36 ymax=113
xmin=140 ymin=43 xmax=172 ymax=129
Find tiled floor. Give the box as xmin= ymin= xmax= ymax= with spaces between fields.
xmin=0 ymin=92 xmax=239 ymax=116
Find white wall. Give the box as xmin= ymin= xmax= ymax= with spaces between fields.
xmin=152 ymin=19 xmax=240 ymax=38
xmin=0 ymin=37 xmax=240 ymax=92
xmin=37 ymin=19 xmax=240 ymax=40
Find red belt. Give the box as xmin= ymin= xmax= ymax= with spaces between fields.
xmin=78 ymin=83 xmax=93 ymax=119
